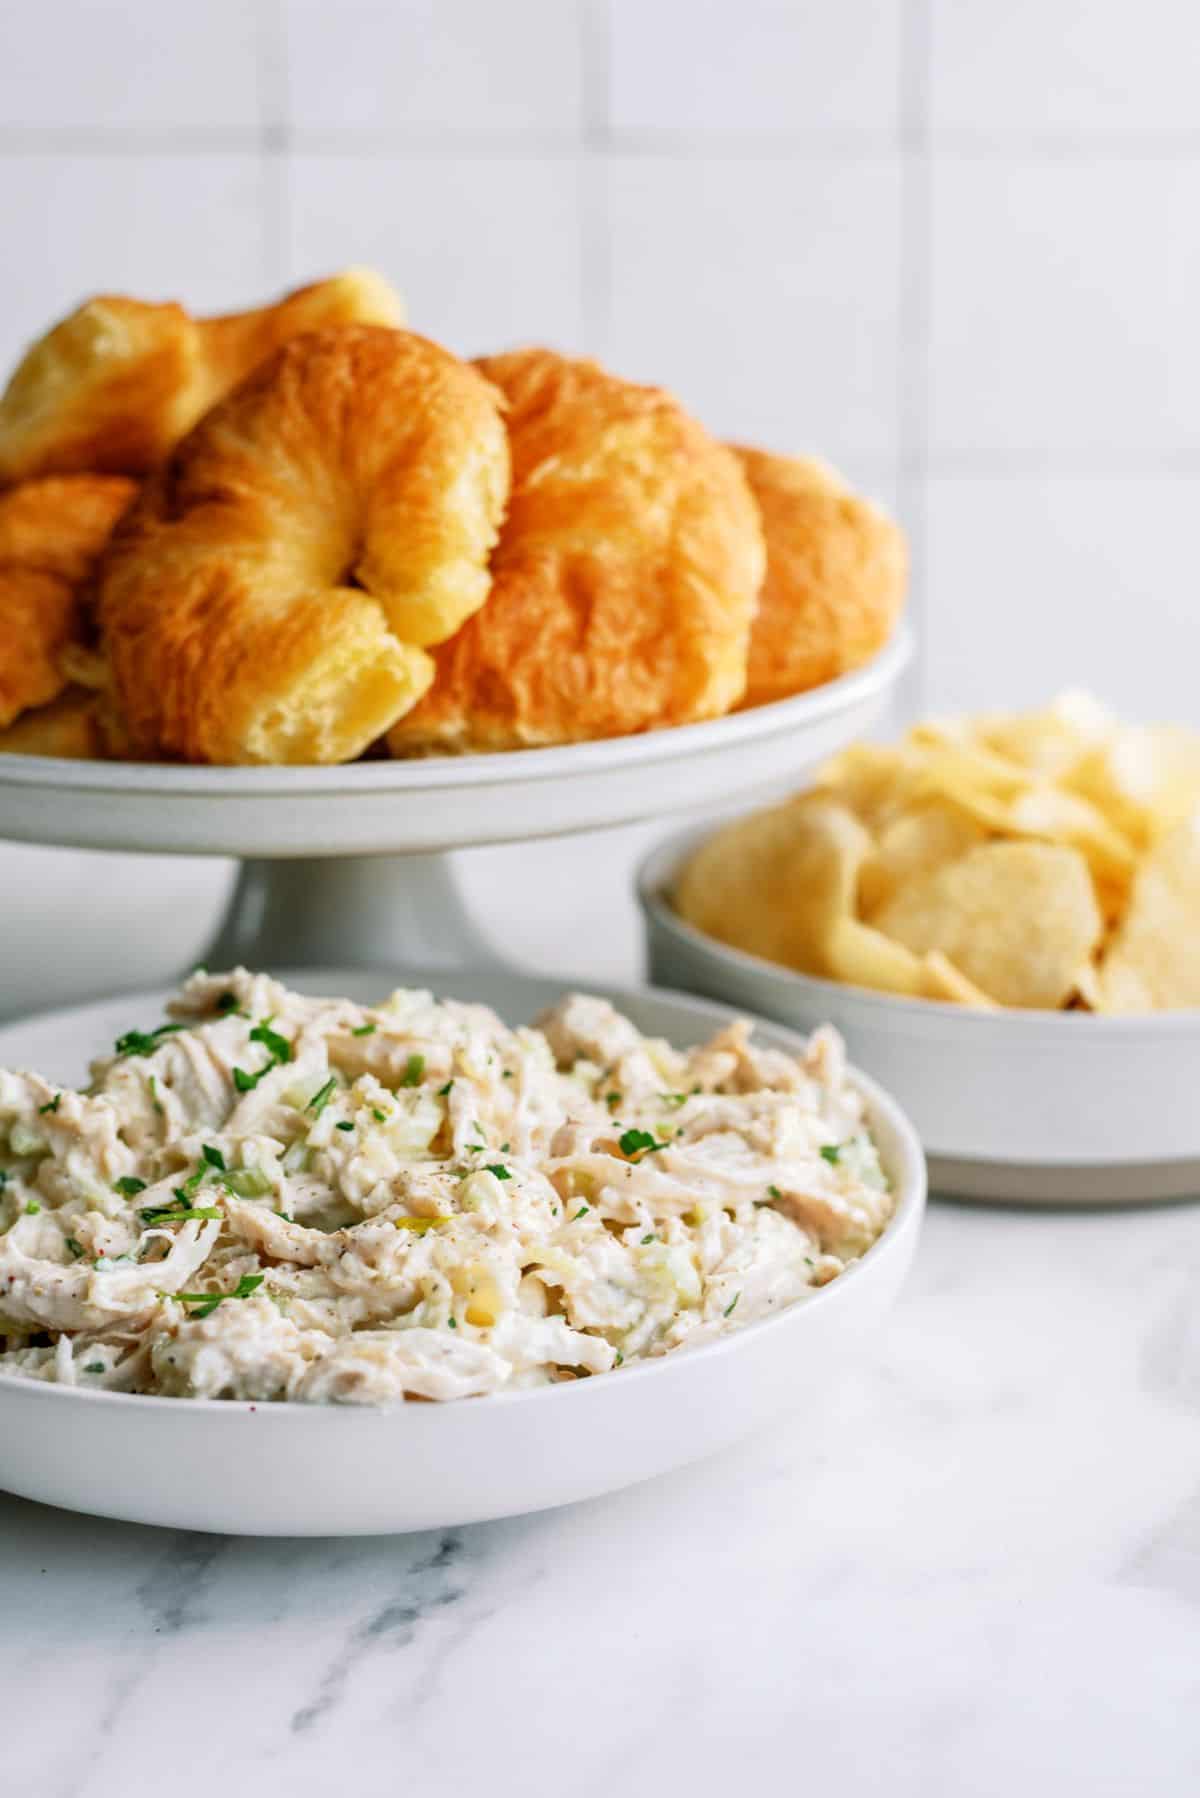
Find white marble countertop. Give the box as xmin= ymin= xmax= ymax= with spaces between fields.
xmin=2 ymin=832 xmax=1199 ymax=1794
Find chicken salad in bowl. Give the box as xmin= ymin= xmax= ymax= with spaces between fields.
xmin=0 ymin=969 xmax=897 ymax=1406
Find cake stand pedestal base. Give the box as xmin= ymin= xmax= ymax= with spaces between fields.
xmin=202 ymin=852 xmax=494 ymax=971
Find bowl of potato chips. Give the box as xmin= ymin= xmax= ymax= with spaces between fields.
xmin=639 ymin=694 xmax=1200 ymax=1202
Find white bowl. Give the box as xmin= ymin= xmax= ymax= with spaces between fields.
xmin=638 ymin=828 xmax=1200 ymax=1205
xmin=0 ymin=969 xmax=924 ymax=1535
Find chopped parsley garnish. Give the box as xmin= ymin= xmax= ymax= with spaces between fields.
xmin=805 ymin=1257 xmax=815 ymax=1269
xmin=659 ymin=1091 xmax=689 ymax=1109
xmin=335 ymin=1120 xmax=354 ymax=1132
xmin=502 ymin=1069 xmax=513 ymax=1080
xmin=372 ymin=1107 xmax=388 ymax=1123
xmin=767 ymin=1184 xmax=782 ymax=1200
xmin=215 ymin=990 xmax=239 ymax=1014
xmin=306 ymin=1076 xmax=337 ymax=1116
xmin=174 ymin=1273 xmax=264 ymax=1318
xmin=640 ymin=1233 xmax=655 ymax=1244
xmin=202 ymin=1144 xmax=227 ymax=1172
xmin=114 ymin=1176 xmax=147 ymax=1196
xmin=614 ymin=1351 xmax=624 ymax=1366
xmin=64 ymin=1237 xmax=84 ymax=1259
xmin=38 ymin=1094 xmax=61 ymax=1116
xmin=400 ymin=1053 xmax=425 ymax=1087
xmin=140 ymin=1196 xmax=222 ymax=1227
xmin=724 ymin=1292 xmax=741 ymax=1317
xmin=819 ymin=1144 xmax=842 ymax=1165
xmin=233 ymin=1018 xmax=293 ymax=1092
xmin=351 ymin=1022 xmax=376 ymax=1037
xmin=618 ymin=1128 xmax=668 ymax=1159
xmin=249 ymin=1019 xmax=292 ymax=1063
xmin=605 ymin=1091 xmax=621 ymax=1110
xmin=24 ymin=1198 xmax=40 ymax=1215
xmin=484 ymin=1164 xmax=512 ymax=1181
xmin=572 ymin=1204 xmax=590 ymax=1221
xmin=437 ymin=1081 xmax=454 ymax=1097
xmin=115 ymin=1021 xmax=187 ymax=1058
xmin=447 ymin=1315 xmax=457 ymax=1328
xmin=83 ymin=1361 xmax=105 ymax=1374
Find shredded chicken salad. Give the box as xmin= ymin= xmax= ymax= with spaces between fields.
xmin=0 ymin=971 xmax=894 ymax=1405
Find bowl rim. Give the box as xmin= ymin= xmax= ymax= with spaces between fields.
xmin=0 ymin=986 xmax=925 ymax=1421
xmin=637 ymin=822 xmax=1200 ymax=1038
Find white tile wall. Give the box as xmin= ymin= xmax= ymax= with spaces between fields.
xmin=923 ymin=475 xmax=1200 ymax=719
xmin=285 ymin=154 xmax=587 ymax=356
xmin=2 ymin=0 xmax=1199 ymax=1006
xmin=930 ymin=0 xmax=1200 ymax=136
xmin=929 ymin=155 xmax=1200 ymax=458
xmin=604 ymin=153 xmax=903 ymax=462
xmin=284 ymin=0 xmax=584 ymax=135
xmin=608 ymin=0 xmax=901 ymax=136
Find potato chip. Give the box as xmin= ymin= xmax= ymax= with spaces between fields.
xmin=858 ymin=802 xmax=986 ymax=918
xmin=673 ymin=795 xmax=870 ymax=973
xmin=1070 ymin=725 xmax=1200 ymax=849
xmin=976 ymin=690 xmax=1114 ymax=777
xmin=873 ymin=841 xmax=1103 ymax=1009
xmin=920 ymin=950 xmax=999 ymax=1009
xmin=1095 ymin=810 xmax=1200 ymax=1012
xmin=927 ymin=769 xmax=1135 ymax=908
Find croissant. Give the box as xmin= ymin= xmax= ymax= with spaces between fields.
xmin=0 ymin=473 xmax=136 ymax=728
xmin=0 ymin=267 xmax=405 ymax=485
xmin=388 ymin=348 xmax=766 ymax=754
xmin=98 ymin=326 xmax=510 ymax=765
xmin=0 ymin=687 xmax=105 ymax=758
xmin=732 ymin=449 xmax=907 ymax=708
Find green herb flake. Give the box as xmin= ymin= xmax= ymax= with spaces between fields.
xmin=819 ymin=1144 xmax=841 ymax=1165
xmin=202 ymin=1144 xmax=227 ymax=1172
xmin=724 ymin=1292 xmax=741 ymax=1318
xmin=335 ymin=1120 xmax=354 ymax=1132
xmin=232 ymin=1065 xmax=263 ymax=1094
xmin=175 ymin=1272 xmax=264 ymax=1319
xmin=437 ymin=1081 xmax=454 ymax=1097
xmin=249 ymin=1018 xmax=292 ymax=1064
xmin=115 ymin=1021 xmax=188 ymax=1058
xmin=659 ymin=1091 xmax=689 ymax=1110
xmin=83 ymin=1361 xmax=105 ymax=1374
xmin=484 ymin=1164 xmax=512 ymax=1181
xmin=114 ymin=1176 xmax=147 ymax=1197
xmin=448 ymin=1315 xmax=457 ymax=1329
xmin=614 ymin=1351 xmax=624 ymax=1366
xmin=605 ymin=1091 xmax=621 ymax=1110
xmin=215 ymin=990 xmax=239 ymax=1014
xmin=24 ymin=1198 xmax=40 ymax=1215
xmin=38 ymin=1094 xmax=62 ymax=1116
xmin=618 ymin=1128 xmax=668 ymax=1159
xmin=306 ymin=1076 xmax=338 ymax=1117
xmin=351 ymin=1022 xmax=376 ymax=1037
xmin=400 ymin=1052 xmax=425 ymax=1088
xmin=572 ymin=1205 xmax=590 ymax=1221
xmin=372 ymin=1107 xmax=388 ymax=1123
xmin=64 ymin=1237 xmax=84 ymax=1259
xmin=148 ymin=1076 xmax=164 ymax=1116
xmin=640 ymin=1233 xmax=655 ymax=1245
xmin=768 ymin=1183 xmax=783 ymax=1200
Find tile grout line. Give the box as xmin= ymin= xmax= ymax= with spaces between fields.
xmin=897 ymin=0 xmax=932 ymax=720
xmin=256 ymin=0 xmax=290 ymax=288
xmin=578 ymin=0 xmax=612 ymax=354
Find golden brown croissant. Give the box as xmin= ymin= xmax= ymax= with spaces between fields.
xmin=0 ymin=687 xmax=105 ymax=758
xmin=387 ymin=348 xmax=766 ymax=754
xmin=98 ymin=326 xmax=509 ymax=765
xmin=0 ymin=267 xmax=405 ymax=485
xmin=0 ymin=473 xmax=137 ymax=727
xmin=732 ymin=449 xmax=906 ymax=708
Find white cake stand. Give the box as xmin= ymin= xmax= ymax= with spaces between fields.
xmin=0 ymin=637 xmax=909 ymax=973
